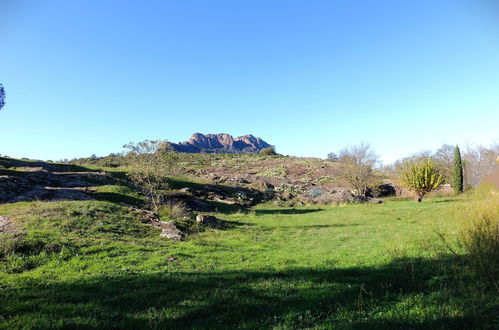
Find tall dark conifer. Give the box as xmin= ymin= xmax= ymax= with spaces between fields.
xmin=453 ymin=146 xmax=464 ymax=194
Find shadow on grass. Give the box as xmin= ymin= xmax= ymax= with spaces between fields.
xmin=91 ymin=192 xmax=144 ymax=207
xmin=0 ymin=157 xmax=98 ymax=173
xmin=216 ymin=218 xmax=254 ymax=230
xmin=292 ymin=223 xmax=361 ymax=229
xmin=255 ymin=208 xmax=323 ymax=215
xmin=1 ymin=255 xmax=492 ymax=329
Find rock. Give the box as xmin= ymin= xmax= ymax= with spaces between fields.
xmin=127 ymin=206 xmax=185 ymax=240
xmin=196 ymin=214 xmax=220 ymax=228
xmin=166 ymin=133 xmax=273 ymax=154
xmin=156 ymin=221 xmax=184 ymax=241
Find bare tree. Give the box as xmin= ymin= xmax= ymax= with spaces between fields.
xmin=462 ymin=143 xmax=499 ymax=188
xmin=433 ymin=144 xmax=455 ymax=182
xmin=337 ymin=143 xmax=379 ymax=196
xmin=124 ymin=140 xmax=177 ymax=211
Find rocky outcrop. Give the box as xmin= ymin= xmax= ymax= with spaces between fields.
xmin=128 ymin=206 xmax=185 ymax=241
xmin=167 ymin=133 xmax=272 ymax=154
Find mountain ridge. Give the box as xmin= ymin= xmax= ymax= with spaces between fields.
xmin=167 ymin=133 xmax=272 ymax=154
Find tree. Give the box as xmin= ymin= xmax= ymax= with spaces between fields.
xmin=401 ymin=159 xmax=443 ymax=202
xmin=453 ymin=146 xmax=464 ymax=194
xmin=0 ymin=84 xmax=5 ymax=111
xmin=259 ymin=146 xmax=277 ymax=156
xmin=433 ymin=144 xmax=455 ymax=182
xmin=462 ymin=143 xmax=499 ymax=188
xmin=123 ymin=139 xmax=169 ymax=156
xmin=337 ymin=143 xmax=379 ymax=196
xmin=327 ymin=152 xmax=339 ymax=162
xmin=124 ymin=141 xmax=177 ymax=211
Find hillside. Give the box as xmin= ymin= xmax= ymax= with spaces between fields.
xmin=1 ymin=155 xmax=497 ymax=328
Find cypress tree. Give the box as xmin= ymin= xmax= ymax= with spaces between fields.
xmin=453 ymin=146 xmax=464 ymax=194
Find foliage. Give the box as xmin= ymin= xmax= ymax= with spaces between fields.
xmin=453 ymin=146 xmax=464 ymax=194
xmin=327 ymin=152 xmax=339 ymax=161
xmin=458 ymin=185 xmax=499 ymax=289
xmin=123 ymin=139 xmax=169 ymax=156
xmin=401 ymin=159 xmax=443 ymax=202
xmin=126 ymin=150 xmax=178 ymax=211
xmin=258 ymin=146 xmax=277 ymax=156
xmin=0 ymin=84 xmax=5 ymax=111
xmin=337 ymin=143 xmax=379 ymax=196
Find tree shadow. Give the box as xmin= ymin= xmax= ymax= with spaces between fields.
xmin=0 ymin=255 xmax=490 ymax=329
xmin=216 ymin=218 xmax=254 ymax=230
xmin=0 ymin=157 xmax=99 ymax=173
xmin=291 ymin=223 xmax=361 ymax=229
xmin=91 ymin=192 xmax=144 ymax=207
xmin=254 ymin=208 xmax=323 ymax=215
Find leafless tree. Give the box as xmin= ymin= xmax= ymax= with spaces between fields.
xmin=462 ymin=142 xmax=499 ymax=188
xmin=433 ymin=144 xmax=455 ymax=182
xmin=337 ymin=143 xmax=379 ymax=196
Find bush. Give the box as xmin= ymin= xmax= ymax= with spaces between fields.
xmin=126 ymin=150 xmax=178 ymax=211
xmin=400 ymin=159 xmax=443 ymax=202
xmin=158 ymin=200 xmax=193 ymax=221
xmin=259 ymin=146 xmax=277 ymax=156
xmin=459 ymin=185 xmax=499 ymax=289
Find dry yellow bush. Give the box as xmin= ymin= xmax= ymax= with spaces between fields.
xmin=459 ymin=184 xmax=499 ymax=289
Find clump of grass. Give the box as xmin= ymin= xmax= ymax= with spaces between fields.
xmin=158 ymin=200 xmax=193 ymax=221
xmin=458 ymin=184 xmax=499 ymax=289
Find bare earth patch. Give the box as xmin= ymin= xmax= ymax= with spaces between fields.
xmin=0 ymin=215 xmax=16 ymax=234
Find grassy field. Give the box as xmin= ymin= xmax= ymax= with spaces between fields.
xmin=1 ymin=195 xmax=495 ymax=329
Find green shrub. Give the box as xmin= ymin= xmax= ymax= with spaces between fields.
xmin=400 ymin=159 xmax=443 ymax=202
xmin=259 ymin=146 xmax=277 ymax=156
xmin=459 ymin=185 xmax=499 ymax=289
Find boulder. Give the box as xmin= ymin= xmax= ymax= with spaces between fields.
xmin=196 ymin=214 xmax=220 ymax=228
xmin=157 ymin=221 xmax=184 ymax=241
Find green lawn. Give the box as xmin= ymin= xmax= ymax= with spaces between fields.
xmin=0 ymin=197 xmax=495 ymax=329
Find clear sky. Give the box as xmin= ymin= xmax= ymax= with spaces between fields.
xmin=1 ymin=0 xmax=498 ymax=163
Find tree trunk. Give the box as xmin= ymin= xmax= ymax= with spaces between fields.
xmin=416 ymin=195 xmax=422 ymax=202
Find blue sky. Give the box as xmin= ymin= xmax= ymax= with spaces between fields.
xmin=1 ymin=0 xmax=498 ymax=163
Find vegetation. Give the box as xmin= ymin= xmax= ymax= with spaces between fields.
xmin=401 ymin=159 xmax=444 ymax=202
xmin=1 ymin=194 xmax=497 ymax=329
xmin=1 ymin=147 xmax=497 ymax=328
xmin=258 ymin=146 xmax=277 ymax=156
xmin=337 ymin=143 xmax=379 ymax=196
xmin=458 ymin=185 xmax=499 ymax=290
xmin=0 ymin=83 xmax=5 ymax=111
xmin=453 ymin=146 xmax=464 ymax=194
xmin=124 ymin=141 xmax=178 ymax=211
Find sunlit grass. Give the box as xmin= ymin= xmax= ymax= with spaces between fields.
xmin=1 ymin=195 xmax=495 ymax=328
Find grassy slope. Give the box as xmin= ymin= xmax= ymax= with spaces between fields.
xmin=1 ymin=196 xmax=494 ymax=329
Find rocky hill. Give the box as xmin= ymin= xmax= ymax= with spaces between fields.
xmin=167 ymin=133 xmax=272 ymax=153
